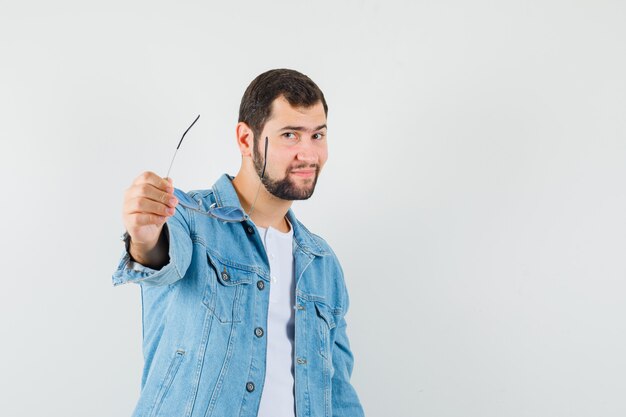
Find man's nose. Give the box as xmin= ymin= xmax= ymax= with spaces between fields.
xmin=296 ymin=151 xmax=317 ymax=163
xmin=295 ymin=140 xmax=318 ymax=163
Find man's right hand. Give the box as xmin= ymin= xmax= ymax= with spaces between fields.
xmin=122 ymin=171 xmax=178 ymax=268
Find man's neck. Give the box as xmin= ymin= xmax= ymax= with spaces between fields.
xmin=231 ymin=169 xmax=292 ymax=233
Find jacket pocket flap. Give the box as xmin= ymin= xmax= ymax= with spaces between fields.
xmin=207 ymin=254 xmax=254 ymax=286
xmin=314 ymin=302 xmax=336 ymax=329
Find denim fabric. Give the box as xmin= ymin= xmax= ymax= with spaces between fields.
xmin=112 ymin=174 xmax=364 ymax=417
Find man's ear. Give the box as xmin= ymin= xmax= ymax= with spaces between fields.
xmin=235 ymin=122 xmax=254 ymax=157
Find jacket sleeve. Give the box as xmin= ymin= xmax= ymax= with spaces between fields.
xmin=111 ymin=205 xmax=193 ymax=287
xmin=331 ymin=283 xmax=366 ymax=417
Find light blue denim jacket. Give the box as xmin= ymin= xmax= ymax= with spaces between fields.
xmin=112 ymin=174 xmax=364 ymax=417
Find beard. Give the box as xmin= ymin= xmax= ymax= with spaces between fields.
xmin=253 ymin=143 xmax=320 ymax=201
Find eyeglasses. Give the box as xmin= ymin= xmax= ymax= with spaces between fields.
xmin=165 ymin=115 xmax=268 ymax=223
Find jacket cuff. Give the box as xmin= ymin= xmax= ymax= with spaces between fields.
xmin=111 ymin=224 xmax=182 ymax=287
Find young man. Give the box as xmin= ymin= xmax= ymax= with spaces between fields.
xmin=113 ymin=69 xmax=364 ymax=417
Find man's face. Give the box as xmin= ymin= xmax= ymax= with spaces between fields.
xmin=252 ymin=96 xmax=328 ymax=201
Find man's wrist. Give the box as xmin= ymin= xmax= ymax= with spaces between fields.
xmin=122 ymin=228 xmax=169 ymax=269
xmin=121 ymin=232 xmax=152 ymax=264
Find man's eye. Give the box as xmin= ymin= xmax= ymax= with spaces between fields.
xmin=313 ymin=133 xmax=325 ymax=140
xmin=283 ymin=132 xmax=297 ymax=139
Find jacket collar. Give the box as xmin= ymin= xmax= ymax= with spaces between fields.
xmin=212 ymin=174 xmax=328 ymax=257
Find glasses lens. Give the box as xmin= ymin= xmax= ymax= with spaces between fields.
xmin=173 ymin=188 xmax=247 ymax=222
xmin=210 ymin=206 xmax=247 ymax=222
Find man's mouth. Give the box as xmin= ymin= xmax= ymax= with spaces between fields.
xmin=291 ymin=169 xmax=316 ymax=177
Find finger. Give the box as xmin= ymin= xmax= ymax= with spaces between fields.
xmin=124 ymin=196 xmax=177 ymax=217
xmin=130 ymin=183 xmax=178 ymax=208
xmin=126 ymin=212 xmax=168 ymax=228
xmin=132 ymin=171 xmax=174 ymax=193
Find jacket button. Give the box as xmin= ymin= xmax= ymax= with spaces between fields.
xmin=296 ymin=357 xmax=307 ymax=365
xmin=254 ymin=327 xmax=264 ymax=338
xmin=221 ymin=271 xmax=230 ymax=281
xmin=246 ymin=382 xmax=255 ymax=392
xmin=245 ymin=225 xmax=255 ymax=235
xmin=257 ymin=280 xmax=265 ymax=290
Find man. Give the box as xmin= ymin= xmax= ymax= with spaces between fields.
xmin=113 ymin=69 xmax=364 ymax=417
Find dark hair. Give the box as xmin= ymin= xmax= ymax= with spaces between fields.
xmin=238 ymin=69 xmax=328 ymax=143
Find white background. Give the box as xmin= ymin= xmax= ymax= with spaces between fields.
xmin=1 ymin=1 xmax=625 ymax=416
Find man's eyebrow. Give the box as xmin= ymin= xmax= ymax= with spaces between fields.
xmin=278 ymin=124 xmax=327 ymax=132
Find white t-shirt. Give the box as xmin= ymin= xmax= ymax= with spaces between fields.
xmin=255 ymin=219 xmax=296 ymax=417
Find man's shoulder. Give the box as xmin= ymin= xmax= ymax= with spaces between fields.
xmin=292 ymin=218 xmax=339 ymax=259
xmin=293 ymin=219 xmax=350 ymax=308
xmin=309 ymin=230 xmax=333 ymax=254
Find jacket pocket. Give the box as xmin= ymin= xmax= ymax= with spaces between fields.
xmin=202 ymin=253 xmax=254 ymax=323
xmin=314 ymin=302 xmax=337 ymax=360
xmin=149 ymin=349 xmax=185 ymax=417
